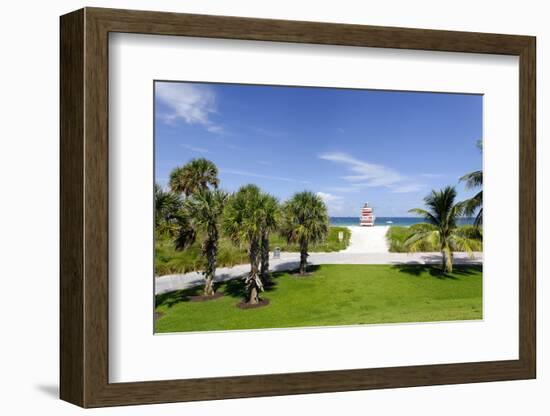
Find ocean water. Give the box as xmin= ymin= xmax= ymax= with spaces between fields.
xmin=330 ymin=216 xmax=476 ymax=227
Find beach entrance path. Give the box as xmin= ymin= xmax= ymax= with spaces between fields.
xmin=342 ymin=225 xmax=390 ymax=254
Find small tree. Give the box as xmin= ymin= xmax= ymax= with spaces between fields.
xmin=406 ymin=186 xmax=481 ymax=273
xmin=281 ymin=191 xmax=329 ymax=275
xmin=460 ymin=170 xmax=482 ymax=227
xmin=169 ymin=158 xmax=219 ymax=197
xmin=174 ymin=189 xmax=227 ymax=296
xmin=223 ymin=185 xmax=266 ymax=304
xmin=154 ymin=183 xmax=181 ymax=238
xmin=460 ymin=140 xmax=483 ymax=227
xmin=259 ymin=194 xmax=280 ymax=283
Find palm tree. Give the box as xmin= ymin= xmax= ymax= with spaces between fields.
xmin=169 ymin=158 xmax=219 ymax=197
xmin=460 ymin=170 xmax=482 ymax=227
xmin=223 ymin=184 xmax=266 ymax=304
xmin=406 ymin=186 xmax=481 ymax=273
xmin=460 ymin=139 xmax=483 ymax=227
xmin=154 ymin=183 xmax=181 ymax=238
xmin=173 ymin=189 xmax=227 ymax=296
xmin=259 ymin=194 xmax=280 ymax=283
xmin=280 ymin=191 xmax=329 ymax=275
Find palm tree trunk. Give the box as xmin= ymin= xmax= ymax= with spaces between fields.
xmin=260 ymin=231 xmax=270 ymax=283
xmin=441 ymin=246 xmax=453 ymax=274
xmin=299 ymin=239 xmax=308 ymax=275
xmin=249 ymin=286 xmax=259 ymax=305
xmin=247 ymin=237 xmax=262 ymax=304
xmin=204 ymin=277 xmax=214 ymax=297
xmin=446 ymin=250 xmax=453 ymax=274
xmin=203 ymin=233 xmax=218 ymax=296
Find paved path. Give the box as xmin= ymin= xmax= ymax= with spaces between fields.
xmin=155 ymin=250 xmax=483 ymax=295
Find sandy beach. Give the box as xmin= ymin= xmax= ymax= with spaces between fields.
xmin=342 ymin=225 xmax=389 ymax=253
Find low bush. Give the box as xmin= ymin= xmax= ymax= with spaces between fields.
xmin=155 ymin=226 xmax=351 ymax=275
xmin=386 ymin=224 xmax=482 ymax=253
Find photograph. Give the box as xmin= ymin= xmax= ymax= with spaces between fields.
xmin=153 ymin=81 xmax=483 ymax=334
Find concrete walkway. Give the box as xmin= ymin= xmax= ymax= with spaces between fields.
xmin=155 ymin=250 xmax=483 ymax=295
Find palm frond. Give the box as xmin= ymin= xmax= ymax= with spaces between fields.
xmin=460 ymin=170 xmax=482 ymax=189
xmin=449 ymin=234 xmax=482 ymax=257
xmin=169 ymin=158 xmax=219 ymax=197
xmin=404 ymin=229 xmax=440 ymax=252
xmin=474 ymin=207 xmax=483 ymax=227
xmin=408 ymin=208 xmax=438 ymax=225
xmin=173 ymin=212 xmax=197 ymax=250
xmin=280 ymin=191 xmax=329 ymax=245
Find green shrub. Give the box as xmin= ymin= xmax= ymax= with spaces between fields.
xmin=386 ymin=224 xmax=482 ymax=253
xmin=155 ymin=226 xmax=351 ymax=276
xmin=269 ymin=226 xmax=351 ymax=253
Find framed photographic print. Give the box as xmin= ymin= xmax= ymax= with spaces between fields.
xmin=60 ymin=7 xmax=536 ymax=408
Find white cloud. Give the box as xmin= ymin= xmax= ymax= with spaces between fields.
xmin=324 ymin=186 xmax=360 ymax=193
xmin=319 ymin=152 xmax=424 ymax=194
xmin=221 ymin=168 xmax=306 ymax=183
xmin=391 ymin=183 xmax=426 ymax=193
xmin=316 ymin=191 xmax=343 ymax=202
xmin=156 ymin=82 xmax=223 ymax=133
xmin=180 ymin=144 xmax=209 ymax=153
xmin=319 ymin=152 xmax=403 ymax=186
xmin=316 ymin=191 xmax=345 ymax=215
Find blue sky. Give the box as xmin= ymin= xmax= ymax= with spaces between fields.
xmin=155 ymin=81 xmax=482 ymax=217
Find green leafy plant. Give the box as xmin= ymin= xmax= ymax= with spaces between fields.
xmin=406 ymin=186 xmax=481 ymax=273
xmin=280 ymin=191 xmax=329 ymax=275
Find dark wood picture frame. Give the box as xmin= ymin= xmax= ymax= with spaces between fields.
xmin=60 ymin=7 xmax=536 ymax=408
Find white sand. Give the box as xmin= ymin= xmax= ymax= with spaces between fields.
xmin=342 ymin=226 xmax=390 ymax=253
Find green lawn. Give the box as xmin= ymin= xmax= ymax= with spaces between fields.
xmin=155 ymin=264 xmax=482 ymax=333
xmin=155 ymin=226 xmax=350 ymax=275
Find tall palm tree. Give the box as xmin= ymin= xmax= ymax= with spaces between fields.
xmin=460 ymin=170 xmax=482 ymax=227
xmin=460 ymin=139 xmax=483 ymax=227
xmin=280 ymin=191 xmax=329 ymax=275
xmin=154 ymin=183 xmax=181 ymax=238
xmin=173 ymin=189 xmax=227 ymax=296
xmin=169 ymin=158 xmax=219 ymax=197
xmin=259 ymin=194 xmax=280 ymax=283
xmin=406 ymin=186 xmax=481 ymax=273
xmin=223 ymin=185 xmax=266 ymax=304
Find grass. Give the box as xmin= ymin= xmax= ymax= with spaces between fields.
xmin=386 ymin=224 xmax=482 ymax=253
xmin=155 ymin=264 xmax=482 ymax=333
xmin=155 ymin=226 xmax=350 ymax=276
xmin=155 ymin=237 xmax=249 ymax=276
xmin=269 ymin=226 xmax=350 ymax=253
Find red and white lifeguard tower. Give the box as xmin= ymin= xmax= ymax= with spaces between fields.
xmin=359 ymin=202 xmax=375 ymax=226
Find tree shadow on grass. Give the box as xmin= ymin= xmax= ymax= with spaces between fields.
xmin=280 ymin=264 xmax=321 ymax=277
xmin=155 ymin=286 xmax=204 ymax=308
xmin=155 ymin=265 xmax=322 ymax=308
xmin=156 ymin=273 xmax=285 ymax=308
xmin=223 ymin=273 xmax=282 ymax=300
xmin=391 ymin=264 xmax=482 ymax=280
